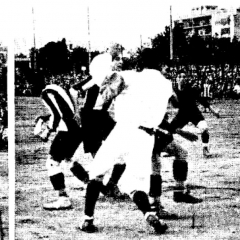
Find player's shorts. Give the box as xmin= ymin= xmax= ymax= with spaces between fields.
xmin=151 ymin=130 xmax=173 ymax=156
xmin=170 ymin=107 xmax=204 ymax=131
xmin=49 ymin=120 xmax=83 ymax=162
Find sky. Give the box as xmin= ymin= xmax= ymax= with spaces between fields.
xmin=8 ymin=0 xmax=240 ymax=55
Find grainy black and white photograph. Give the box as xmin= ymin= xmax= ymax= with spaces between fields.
xmin=0 ymin=3 xmax=9 ymax=234
xmin=0 ymin=43 xmax=8 ymax=239
xmin=14 ymin=0 xmax=240 ymax=239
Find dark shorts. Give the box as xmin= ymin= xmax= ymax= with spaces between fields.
xmin=49 ymin=121 xmax=83 ymax=162
xmin=152 ymin=131 xmax=174 ymax=156
xmin=170 ymin=107 xmax=204 ymax=131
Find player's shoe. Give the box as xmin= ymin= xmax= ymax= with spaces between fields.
xmin=203 ymin=146 xmax=212 ymax=158
xmin=152 ymin=205 xmax=178 ymax=220
xmin=43 ymin=196 xmax=72 ymax=210
xmin=145 ymin=212 xmax=168 ymax=234
xmin=79 ymin=219 xmax=98 ymax=233
xmin=173 ymin=190 xmax=203 ymax=204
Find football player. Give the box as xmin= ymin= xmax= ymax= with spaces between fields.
xmin=36 ymin=50 xmax=124 ymax=210
xmin=170 ymin=71 xmax=219 ymax=158
xmin=97 ymin=49 xmax=203 ymax=222
xmin=34 ymin=83 xmax=90 ymax=210
xmin=79 ymin=52 xmax=172 ymax=234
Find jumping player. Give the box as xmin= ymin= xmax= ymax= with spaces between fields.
xmin=101 ymin=48 xmax=203 ymax=221
xmin=79 ymin=52 xmax=172 ymax=234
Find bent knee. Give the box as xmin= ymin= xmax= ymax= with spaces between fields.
xmin=197 ymin=120 xmax=208 ymax=133
xmin=46 ymin=157 xmax=62 ymax=176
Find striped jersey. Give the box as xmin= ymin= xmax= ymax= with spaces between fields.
xmin=41 ymin=84 xmax=76 ymax=132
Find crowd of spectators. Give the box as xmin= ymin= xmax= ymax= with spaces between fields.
xmin=15 ymin=63 xmax=240 ymax=100
xmin=164 ymin=64 xmax=240 ymax=99
xmin=43 ymin=71 xmax=85 ymax=91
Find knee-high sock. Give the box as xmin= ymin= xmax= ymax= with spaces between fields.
xmin=49 ymin=172 xmax=67 ymax=196
xmin=201 ymin=129 xmax=209 ymax=145
xmin=149 ymin=174 xmax=162 ymax=198
xmin=70 ymin=161 xmax=89 ymax=184
xmin=107 ymin=163 xmax=126 ymax=186
xmin=132 ymin=191 xmax=151 ymax=215
xmin=84 ymin=179 xmax=102 ymax=217
xmin=173 ymin=160 xmax=188 ymax=190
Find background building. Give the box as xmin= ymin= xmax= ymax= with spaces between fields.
xmin=174 ymin=5 xmax=240 ymax=41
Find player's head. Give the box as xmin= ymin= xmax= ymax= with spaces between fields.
xmin=111 ymin=53 xmax=123 ymax=71
xmin=176 ymin=71 xmax=187 ymax=90
xmin=139 ymin=48 xmax=158 ymax=70
xmin=108 ymin=43 xmax=124 ymax=71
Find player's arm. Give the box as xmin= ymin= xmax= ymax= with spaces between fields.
xmin=71 ymin=75 xmax=93 ymax=97
xmin=69 ymin=87 xmax=83 ymax=126
xmin=41 ymin=91 xmax=61 ymax=133
xmin=71 ymin=75 xmax=92 ymax=91
xmin=99 ymin=73 xmax=126 ymax=106
xmin=159 ymin=117 xmax=198 ymax=142
xmin=35 ymin=114 xmax=51 ymax=124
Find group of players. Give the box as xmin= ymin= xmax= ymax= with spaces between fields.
xmin=34 ymin=46 xmax=220 ymax=234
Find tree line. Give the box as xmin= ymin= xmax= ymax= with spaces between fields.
xmin=15 ymin=24 xmax=240 ymax=96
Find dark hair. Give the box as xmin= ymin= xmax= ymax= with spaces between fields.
xmin=139 ymin=48 xmax=158 ymax=70
xmin=109 ymin=43 xmax=124 ymax=61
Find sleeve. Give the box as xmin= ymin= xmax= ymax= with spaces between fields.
xmin=41 ymin=91 xmax=61 ymax=132
xmin=71 ymin=76 xmax=92 ymax=91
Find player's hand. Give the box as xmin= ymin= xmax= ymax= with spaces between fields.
xmin=39 ymin=127 xmax=51 ymax=142
xmin=34 ymin=117 xmax=52 ymax=142
xmin=73 ymin=112 xmax=82 ymax=126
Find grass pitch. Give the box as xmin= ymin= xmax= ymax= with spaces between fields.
xmin=15 ymin=97 xmax=240 ymax=240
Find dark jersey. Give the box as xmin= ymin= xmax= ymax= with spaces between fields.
xmin=169 ymin=86 xmax=207 ymax=132
xmin=81 ymin=84 xmax=116 ymax=154
xmin=174 ymin=85 xmax=210 ymax=111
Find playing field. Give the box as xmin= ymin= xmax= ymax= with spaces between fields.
xmin=0 ymin=148 xmax=8 ymax=240
xmin=15 ymin=96 xmax=240 ymax=240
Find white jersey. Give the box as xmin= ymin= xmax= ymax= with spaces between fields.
xmin=88 ymin=69 xmax=173 ymax=195
xmin=114 ymin=69 xmax=172 ymax=128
